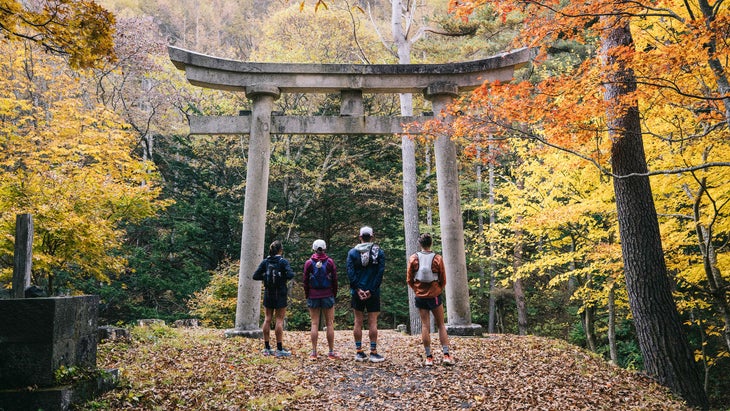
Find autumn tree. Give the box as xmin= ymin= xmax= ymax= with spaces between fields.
xmin=0 ymin=0 xmax=116 ymax=69
xmin=0 ymin=41 xmax=165 ymax=295
xmin=449 ymin=0 xmax=727 ymax=407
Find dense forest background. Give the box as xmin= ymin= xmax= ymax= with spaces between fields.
xmin=1 ymin=0 xmax=728 ymax=407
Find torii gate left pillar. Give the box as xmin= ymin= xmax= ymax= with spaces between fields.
xmin=226 ymin=86 xmax=280 ymax=338
xmin=169 ymin=46 xmax=532 ymax=338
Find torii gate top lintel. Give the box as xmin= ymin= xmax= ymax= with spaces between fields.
xmin=168 ymin=46 xmax=532 ymax=94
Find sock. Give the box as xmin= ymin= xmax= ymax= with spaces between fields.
xmin=355 ymin=341 xmax=362 ymax=351
xmin=264 ymin=341 xmax=271 ymax=350
xmin=442 ymin=345 xmax=449 ymax=355
xmin=425 ymin=346 xmax=432 ymax=357
xmin=370 ymin=342 xmax=377 ymax=352
xmin=277 ymin=342 xmax=283 ymax=351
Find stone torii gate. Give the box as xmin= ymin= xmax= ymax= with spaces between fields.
xmin=169 ymin=46 xmax=531 ymax=337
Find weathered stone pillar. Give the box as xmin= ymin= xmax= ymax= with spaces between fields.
xmin=226 ymin=85 xmax=280 ymax=338
xmin=12 ymin=213 xmax=33 ymax=298
xmin=425 ymin=83 xmax=483 ymax=336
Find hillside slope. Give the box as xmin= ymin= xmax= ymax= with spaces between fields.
xmin=91 ymin=327 xmax=691 ymax=410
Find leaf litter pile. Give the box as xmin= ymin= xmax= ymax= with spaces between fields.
xmin=90 ymin=327 xmax=692 ymax=410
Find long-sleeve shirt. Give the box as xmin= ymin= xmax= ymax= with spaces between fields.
xmin=302 ymin=252 xmax=338 ymax=299
xmin=406 ymin=251 xmax=446 ymax=298
xmin=252 ymin=255 xmax=295 ymax=295
xmin=346 ymin=242 xmax=385 ymax=297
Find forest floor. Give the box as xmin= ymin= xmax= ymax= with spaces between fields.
xmin=87 ymin=327 xmax=694 ymax=410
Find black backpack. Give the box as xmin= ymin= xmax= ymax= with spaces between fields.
xmin=309 ymin=258 xmax=331 ymax=289
xmin=264 ymin=260 xmax=283 ymax=289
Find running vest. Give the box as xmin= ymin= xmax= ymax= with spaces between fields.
xmin=415 ymin=252 xmax=438 ymax=282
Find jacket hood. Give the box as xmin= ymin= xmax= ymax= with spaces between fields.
xmin=354 ymin=242 xmax=373 ymax=252
xmin=310 ymin=252 xmax=329 ymax=261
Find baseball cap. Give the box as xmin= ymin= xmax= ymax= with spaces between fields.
xmin=312 ymin=239 xmax=326 ymax=251
xmin=359 ymin=226 xmax=373 ymax=236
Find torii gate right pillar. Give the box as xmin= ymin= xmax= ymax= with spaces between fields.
xmin=426 ymin=83 xmax=483 ymax=336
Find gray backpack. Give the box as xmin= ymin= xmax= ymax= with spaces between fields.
xmin=415 ymin=252 xmax=438 ymax=282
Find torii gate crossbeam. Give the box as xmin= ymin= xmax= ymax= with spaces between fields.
xmin=169 ymin=46 xmax=531 ymax=338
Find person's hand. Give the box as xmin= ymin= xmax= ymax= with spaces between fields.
xmin=358 ymin=289 xmax=370 ymax=300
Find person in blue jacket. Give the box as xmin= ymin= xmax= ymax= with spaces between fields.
xmin=252 ymin=240 xmax=295 ymax=357
xmin=346 ymin=226 xmax=386 ymax=363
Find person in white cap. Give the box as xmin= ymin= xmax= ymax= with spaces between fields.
xmin=303 ymin=239 xmax=339 ymax=360
xmin=346 ymin=226 xmax=386 ymax=363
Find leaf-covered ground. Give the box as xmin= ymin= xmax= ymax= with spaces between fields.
xmin=88 ymin=327 xmax=693 ymax=410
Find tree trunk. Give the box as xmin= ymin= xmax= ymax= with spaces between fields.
xmin=487 ymin=149 xmax=497 ymax=334
xmin=608 ymin=284 xmax=618 ymax=365
xmin=696 ymin=0 xmax=730 ymax=128
xmin=692 ymin=181 xmax=730 ymax=352
xmin=513 ymin=219 xmax=527 ymax=335
xmin=602 ymin=16 xmax=708 ymax=409
xmin=583 ymin=304 xmax=597 ymax=352
xmin=391 ymin=0 xmax=422 ymax=335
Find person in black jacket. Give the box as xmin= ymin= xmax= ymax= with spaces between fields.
xmin=252 ymin=240 xmax=295 ymax=357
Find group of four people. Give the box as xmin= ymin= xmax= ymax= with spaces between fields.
xmin=252 ymin=226 xmax=454 ymax=366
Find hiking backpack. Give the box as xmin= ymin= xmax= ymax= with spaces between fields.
xmin=309 ymin=258 xmax=332 ymax=289
xmin=415 ymin=251 xmax=438 ymax=282
xmin=264 ymin=260 xmax=283 ymax=289
xmin=360 ymin=244 xmax=380 ymax=267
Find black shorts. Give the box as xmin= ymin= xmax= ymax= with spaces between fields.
xmin=263 ymin=291 xmax=288 ymax=309
xmin=415 ymin=295 xmax=443 ymax=311
xmin=351 ymin=292 xmax=381 ymax=312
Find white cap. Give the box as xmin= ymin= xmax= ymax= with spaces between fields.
xmin=312 ymin=239 xmax=326 ymax=251
xmin=359 ymin=226 xmax=373 ymax=236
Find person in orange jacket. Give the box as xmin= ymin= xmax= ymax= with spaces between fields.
xmin=406 ymin=233 xmax=454 ymax=367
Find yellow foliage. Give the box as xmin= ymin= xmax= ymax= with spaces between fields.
xmin=0 ymin=40 xmax=165 ymax=293
xmin=0 ymin=0 xmax=116 ymax=69
xmin=250 ymin=2 xmax=384 ymax=64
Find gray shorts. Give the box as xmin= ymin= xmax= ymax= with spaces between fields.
xmin=307 ymin=296 xmax=335 ymax=309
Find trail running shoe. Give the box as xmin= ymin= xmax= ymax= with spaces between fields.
xmin=442 ymin=353 xmax=455 ymax=366
xmin=328 ymin=352 xmax=341 ymax=360
xmin=275 ymin=349 xmax=291 ymax=358
xmin=309 ymin=352 xmax=318 ymax=361
xmin=262 ymin=348 xmax=274 ymax=356
xmin=425 ymin=355 xmax=434 ymax=367
xmin=369 ymin=351 xmax=385 ymax=363
xmin=354 ymin=350 xmax=368 ymax=362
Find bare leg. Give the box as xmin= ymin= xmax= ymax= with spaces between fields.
xmin=353 ymin=309 xmax=364 ymax=345
xmin=274 ymin=307 xmax=286 ymax=346
xmin=367 ymin=311 xmax=380 ymax=346
xmin=324 ymin=306 xmax=335 ymax=352
xmin=262 ymin=307 xmax=274 ymax=345
xmin=432 ymin=304 xmax=449 ymax=348
xmin=419 ymin=308 xmax=432 ymax=350
xmin=309 ymin=307 xmax=321 ymax=354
